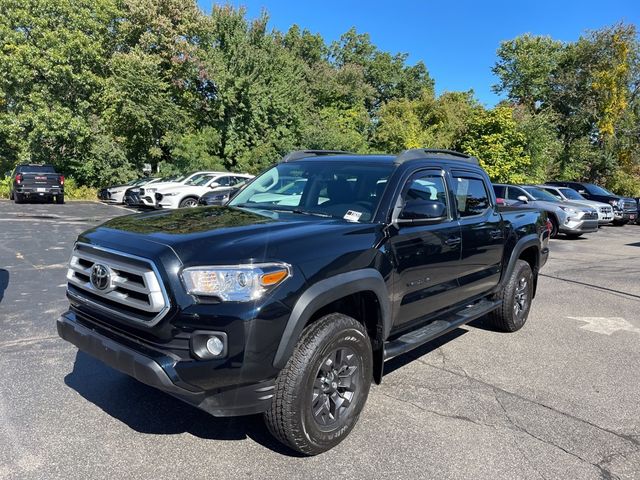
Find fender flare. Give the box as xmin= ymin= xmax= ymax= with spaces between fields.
xmin=272 ymin=268 xmax=391 ymax=369
xmin=497 ymin=233 xmax=540 ymax=292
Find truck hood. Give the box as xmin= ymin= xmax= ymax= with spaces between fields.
xmin=79 ymin=206 xmax=381 ymax=268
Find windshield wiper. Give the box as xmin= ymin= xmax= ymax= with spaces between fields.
xmin=233 ymin=204 xmax=332 ymax=218
xmin=290 ymin=209 xmax=332 ymax=218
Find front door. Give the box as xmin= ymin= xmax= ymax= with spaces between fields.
xmin=387 ymin=169 xmax=462 ymax=328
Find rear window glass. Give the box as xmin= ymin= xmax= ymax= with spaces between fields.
xmin=17 ymin=165 xmax=56 ymax=173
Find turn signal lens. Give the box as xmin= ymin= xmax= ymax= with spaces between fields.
xmin=260 ymin=269 xmax=289 ymax=286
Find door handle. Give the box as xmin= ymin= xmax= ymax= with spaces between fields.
xmin=445 ymin=237 xmax=461 ymax=246
xmin=490 ymin=229 xmax=503 ymax=239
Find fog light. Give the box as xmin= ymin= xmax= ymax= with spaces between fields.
xmin=190 ymin=331 xmax=228 ymax=359
xmin=206 ymin=336 xmax=225 ymax=356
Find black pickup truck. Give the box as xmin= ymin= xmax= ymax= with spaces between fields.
xmin=57 ymin=149 xmax=550 ymax=455
xmin=8 ymin=164 xmax=65 ymax=204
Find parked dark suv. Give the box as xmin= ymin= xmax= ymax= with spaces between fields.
xmin=545 ymin=181 xmax=636 ymax=225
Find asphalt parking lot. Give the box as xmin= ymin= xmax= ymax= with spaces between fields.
xmin=1 ymin=200 xmax=639 ymax=480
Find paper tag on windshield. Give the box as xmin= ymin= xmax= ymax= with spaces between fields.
xmin=344 ymin=210 xmax=362 ymax=222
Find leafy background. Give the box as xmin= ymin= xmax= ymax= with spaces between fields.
xmin=0 ymin=1 xmax=638 ymax=197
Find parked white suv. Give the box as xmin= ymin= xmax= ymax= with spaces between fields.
xmin=138 ymin=171 xmax=220 ymax=208
xmin=538 ymin=185 xmax=614 ymax=225
xmin=156 ymin=173 xmax=254 ymax=209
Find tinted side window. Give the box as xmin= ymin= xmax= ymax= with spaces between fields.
xmin=216 ymin=176 xmax=231 ymax=186
xmin=453 ymin=176 xmax=490 ymax=217
xmin=506 ymin=187 xmax=525 ymax=201
xmin=401 ymin=173 xmax=449 ymax=214
xmin=493 ymin=185 xmax=506 ymax=197
xmin=543 ymin=188 xmax=562 ymax=199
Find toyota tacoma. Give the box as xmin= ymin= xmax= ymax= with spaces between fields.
xmin=57 ymin=149 xmax=550 ymax=455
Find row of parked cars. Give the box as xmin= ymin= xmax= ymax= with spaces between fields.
xmin=97 ymin=169 xmax=640 ymax=238
xmin=494 ymin=182 xmax=638 ymax=238
xmin=98 ymin=171 xmax=254 ymax=209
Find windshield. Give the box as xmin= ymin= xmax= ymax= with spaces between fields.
xmin=584 ymin=183 xmax=615 ymax=196
xmin=523 ymin=187 xmax=560 ymax=202
xmin=185 ymin=174 xmax=212 ymax=186
xmin=186 ymin=174 xmax=216 ymax=186
xmin=558 ymin=188 xmax=585 ymax=200
xmin=229 ymin=162 xmax=394 ymax=222
xmin=161 ymin=174 xmax=181 ymax=182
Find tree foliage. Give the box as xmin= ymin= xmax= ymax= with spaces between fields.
xmin=0 ymin=1 xmax=638 ymax=194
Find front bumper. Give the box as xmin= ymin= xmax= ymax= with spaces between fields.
xmin=613 ymin=210 xmax=637 ymax=222
xmin=559 ymin=217 xmax=599 ymax=234
xmin=57 ymin=311 xmax=276 ymax=417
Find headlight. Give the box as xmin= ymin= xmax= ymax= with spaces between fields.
xmin=181 ymin=263 xmax=291 ymax=301
xmin=146 ymin=188 xmax=156 ymax=194
xmin=559 ymin=206 xmax=578 ymax=215
xmin=162 ymin=192 xmax=177 ymax=196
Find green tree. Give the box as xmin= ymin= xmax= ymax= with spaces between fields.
xmin=457 ymin=105 xmax=531 ymax=183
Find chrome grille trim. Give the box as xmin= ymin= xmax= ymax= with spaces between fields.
xmin=66 ymin=242 xmax=170 ymax=326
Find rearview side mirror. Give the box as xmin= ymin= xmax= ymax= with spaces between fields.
xmin=209 ymin=182 xmax=220 ymax=188
xmin=517 ymin=195 xmax=529 ymax=203
xmin=396 ymin=199 xmax=447 ymax=225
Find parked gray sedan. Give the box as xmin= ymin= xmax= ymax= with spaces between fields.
xmin=493 ymin=184 xmax=599 ymax=238
xmin=537 ymin=185 xmax=614 ymax=225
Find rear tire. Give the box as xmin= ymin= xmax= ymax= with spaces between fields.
xmin=14 ymin=193 xmax=23 ymax=204
xmin=264 ymin=313 xmax=373 ymax=455
xmin=488 ymin=259 xmax=533 ymax=332
xmin=56 ymin=195 xmax=64 ymax=204
xmin=179 ymin=197 xmax=198 ymax=208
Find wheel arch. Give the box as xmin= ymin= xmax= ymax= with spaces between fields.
xmin=273 ymin=269 xmax=391 ymax=384
xmin=497 ymin=234 xmax=540 ymax=297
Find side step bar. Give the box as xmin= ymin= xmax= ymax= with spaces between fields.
xmin=383 ymin=298 xmax=502 ymax=360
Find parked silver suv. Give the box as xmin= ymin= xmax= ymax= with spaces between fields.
xmin=493 ymin=184 xmax=599 ymax=238
xmin=537 ymin=185 xmax=614 ymax=225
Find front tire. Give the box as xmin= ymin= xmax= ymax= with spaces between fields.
xmin=264 ymin=313 xmax=373 ymax=455
xmin=179 ymin=197 xmax=198 ymax=208
xmin=487 ymin=259 xmax=534 ymax=332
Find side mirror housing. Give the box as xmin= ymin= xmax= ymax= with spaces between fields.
xmin=396 ymin=200 xmax=447 ymax=225
xmin=517 ymin=195 xmax=529 ymax=203
xmin=209 ymin=182 xmax=220 ymax=188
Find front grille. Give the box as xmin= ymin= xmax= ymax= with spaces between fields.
xmin=583 ymin=211 xmax=598 ymax=220
xmin=599 ymin=206 xmax=612 ymax=214
xmin=623 ymin=200 xmax=637 ymax=212
xmin=66 ymin=243 xmax=169 ymax=326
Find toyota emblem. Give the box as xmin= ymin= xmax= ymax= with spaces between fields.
xmin=90 ymin=263 xmax=111 ymax=291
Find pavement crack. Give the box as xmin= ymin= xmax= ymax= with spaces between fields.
xmin=378 ymin=392 xmax=489 ymax=429
xmin=414 ymin=359 xmax=640 ymax=451
xmin=492 ymin=389 xmax=621 ymax=479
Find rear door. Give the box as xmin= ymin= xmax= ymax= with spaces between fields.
xmin=387 ymin=169 xmax=463 ymax=327
xmin=451 ymin=171 xmax=504 ymax=299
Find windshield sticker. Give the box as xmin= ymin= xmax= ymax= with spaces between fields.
xmin=344 ymin=210 xmax=362 ymax=222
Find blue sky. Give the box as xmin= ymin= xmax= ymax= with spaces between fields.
xmin=197 ymin=1 xmax=639 ymax=106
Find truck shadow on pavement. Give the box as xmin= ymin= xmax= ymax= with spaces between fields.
xmin=0 ymin=269 xmax=9 ymax=304
xmin=64 ymin=351 xmax=303 ymax=456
